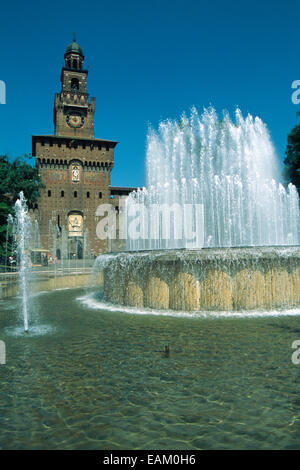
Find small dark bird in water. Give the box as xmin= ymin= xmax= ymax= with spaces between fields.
xmin=25 ymin=330 xmax=29 ymax=334
xmin=164 ymin=345 xmax=170 ymax=357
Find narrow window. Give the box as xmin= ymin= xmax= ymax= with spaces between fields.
xmin=87 ymin=191 xmax=90 ymax=198
xmin=61 ymin=190 xmax=64 ymax=197
xmin=48 ymin=190 xmax=51 ymax=197
xmin=74 ymin=191 xmax=77 ymax=198
xmin=71 ymin=78 xmax=79 ymax=90
xmin=99 ymin=192 xmax=102 ymax=199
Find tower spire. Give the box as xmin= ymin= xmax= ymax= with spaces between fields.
xmin=54 ymin=40 xmax=94 ymax=137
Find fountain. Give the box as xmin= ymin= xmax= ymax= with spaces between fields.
xmin=5 ymin=214 xmax=13 ymax=273
xmin=14 ymin=192 xmax=32 ymax=332
xmin=83 ymin=228 xmax=90 ymax=272
xmin=126 ymin=107 xmax=299 ymax=249
xmin=32 ymin=220 xmax=41 ymax=251
xmin=60 ymin=226 xmax=68 ymax=276
xmin=97 ymin=107 xmax=300 ymax=312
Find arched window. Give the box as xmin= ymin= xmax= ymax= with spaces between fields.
xmin=71 ymin=78 xmax=79 ymax=90
xmin=48 ymin=190 xmax=51 ymax=197
xmin=87 ymin=191 xmax=90 ymax=198
xmin=72 ymin=59 xmax=77 ymax=69
xmin=61 ymin=190 xmax=64 ymax=197
xmin=99 ymin=192 xmax=102 ymax=199
xmin=68 ymin=212 xmax=83 ymax=239
xmin=74 ymin=191 xmax=77 ymax=198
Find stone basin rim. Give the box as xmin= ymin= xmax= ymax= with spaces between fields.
xmin=97 ymin=245 xmax=300 ymax=263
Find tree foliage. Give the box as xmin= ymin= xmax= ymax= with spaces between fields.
xmin=0 ymin=154 xmax=43 ymax=259
xmin=0 ymin=154 xmax=42 ymax=207
xmin=284 ymin=125 xmax=300 ymax=192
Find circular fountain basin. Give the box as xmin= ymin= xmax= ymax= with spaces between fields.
xmin=97 ymin=246 xmax=300 ymax=312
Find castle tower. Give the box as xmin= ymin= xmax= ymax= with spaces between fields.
xmin=54 ymin=36 xmax=95 ymax=138
xmin=32 ymin=38 xmax=117 ymax=258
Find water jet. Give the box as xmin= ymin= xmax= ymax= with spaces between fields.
xmin=97 ymin=107 xmax=300 ymax=313
xmin=14 ymin=192 xmax=32 ymax=332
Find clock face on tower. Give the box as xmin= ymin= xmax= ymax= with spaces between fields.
xmin=66 ymin=112 xmax=84 ymax=128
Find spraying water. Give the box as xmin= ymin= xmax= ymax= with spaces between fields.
xmin=14 ymin=192 xmax=32 ymax=333
xmin=83 ymin=228 xmax=90 ymax=272
xmin=32 ymin=220 xmax=41 ymax=250
xmin=126 ymin=107 xmax=299 ymax=250
xmin=5 ymin=214 xmax=13 ymax=272
xmin=61 ymin=226 xmax=68 ymax=276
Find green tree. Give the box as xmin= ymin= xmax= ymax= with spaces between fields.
xmin=0 ymin=200 xmax=12 ymax=259
xmin=284 ymin=125 xmax=300 ymax=193
xmin=0 ymin=154 xmax=43 ymax=259
xmin=0 ymin=155 xmax=14 ymax=259
xmin=3 ymin=154 xmax=42 ymax=207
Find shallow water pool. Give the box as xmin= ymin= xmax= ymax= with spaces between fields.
xmin=1 ymin=288 xmax=300 ymax=449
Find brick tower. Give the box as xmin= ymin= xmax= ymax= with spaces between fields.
xmin=32 ymin=37 xmax=123 ymax=258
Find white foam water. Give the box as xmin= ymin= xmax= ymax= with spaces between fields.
xmin=14 ymin=192 xmax=32 ymax=332
xmin=126 ymin=107 xmax=299 ymax=250
xmin=4 ymin=324 xmax=56 ymax=337
xmin=77 ymin=293 xmax=300 ymax=320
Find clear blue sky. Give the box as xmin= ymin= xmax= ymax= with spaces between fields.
xmin=0 ymin=0 xmax=299 ymax=187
